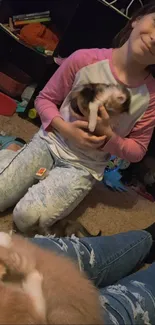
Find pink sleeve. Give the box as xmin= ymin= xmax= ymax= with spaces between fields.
xmin=103 ymin=107 xmax=155 ymax=162
xmin=35 ymin=48 xmax=106 ymax=130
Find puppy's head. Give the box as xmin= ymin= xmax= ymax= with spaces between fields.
xmin=105 ymin=84 xmax=131 ymax=115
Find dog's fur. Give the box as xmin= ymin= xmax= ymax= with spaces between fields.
xmin=0 ymin=232 xmax=102 ymax=325
xmin=70 ymin=83 xmax=131 ymax=133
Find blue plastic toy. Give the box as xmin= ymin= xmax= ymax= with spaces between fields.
xmin=102 ymin=156 xmax=129 ymax=192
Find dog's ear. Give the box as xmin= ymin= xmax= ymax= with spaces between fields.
xmin=80 ymin=84 xmax=96 ymax=103
xmin=71 ymin=83 xmax=95 ymax=93
xmin=70 ymin=87 xmax=83 ymax=101
xmin=71 ymin=84 xmax=85 ymax=94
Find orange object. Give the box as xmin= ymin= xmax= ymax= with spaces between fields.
xmin=19 ymin=23 xmax=59 ymax=51
xmin=36 ymin=168 xmax=47 ymax=177
xmin=35 ymin=167 xmax=49 ymax=180
xmin=0 ymin=92 xmax=17 ymax=116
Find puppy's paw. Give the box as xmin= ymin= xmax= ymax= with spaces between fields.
xmin=0 ymin=232 xmax=12 ymax=248
xmin=23 ymin=270 xmax=43 ymax=293
xmin=23 ymin=270 xmax=46 ymax=320
xmin=27 ymin=270 xmax=43 ymax=284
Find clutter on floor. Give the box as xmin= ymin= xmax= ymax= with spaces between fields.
xmin=102 ymin=156 xmax=129 ymax=192
xmin=102 ymin=155 xmax=155 ymax=203
xmin=121 ymin=156 xmax=155 ymax=202
xmin=0 ymin=132 xmax=26 ymax=150
xmin=0 ymin=9 xmax=60 ymax=121
xmin=16 ymin=84 xmax=37 ymax=113
xmin=0 ymin=62 xmax=31 ymax=98
xmin=0 ymin=92 xmax=17 ymax=116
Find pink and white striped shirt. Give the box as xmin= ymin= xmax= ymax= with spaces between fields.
xmin=35 ymin=48 xmax=155 ymax=180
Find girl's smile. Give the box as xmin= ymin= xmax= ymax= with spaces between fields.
xmin=140 ymin=36 xmax=154 ymax=56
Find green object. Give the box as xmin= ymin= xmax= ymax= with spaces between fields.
xmin=107 ymin=160 xmax=115 ymax=169
xmin=16 ymin=104 xmax=26 ymax=113
xmin=35 ymin=46 xmax=45 ymax=53
xmin=18 ymin=17 xmax=51 ymax=25
xmin=28 ymin=108 xmax=37 ymax=119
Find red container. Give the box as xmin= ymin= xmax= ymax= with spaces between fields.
xmin=0 ymin=72 xmax=27 ymax=97
xmin=0 ymin=62 xmax=31 ymax=98
xmin=0 ymin=92 xmax=17 ymax=116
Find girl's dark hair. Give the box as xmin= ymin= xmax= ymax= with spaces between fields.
xmin=113 ymin=2 xmax=155 ymax=47
xmin=113 ymin=2 xmax=155 ymax=76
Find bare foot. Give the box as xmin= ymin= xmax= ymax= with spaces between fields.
xmin=7 ymin=144 xmax=22 ymax=151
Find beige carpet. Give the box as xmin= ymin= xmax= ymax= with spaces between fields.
xmin=0 ymin=114 xmax=155 ymax=235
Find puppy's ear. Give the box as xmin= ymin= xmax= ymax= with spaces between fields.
xmin=71 ymin=83 xmax=95 ymax=95
xmin=71 ymin=84 xmax=85 ymax=94
xmin=80 ymin=84 xmax=96 ymax=102
xmin=70 ymin=84 xmax=85 ymax=100
xmin=70 ymin=83 xmax=96 ymax=102
xmin=117 ymin=95 xmax=126 ymax=104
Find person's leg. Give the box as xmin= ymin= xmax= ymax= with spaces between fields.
xmin=30 ymin=230 xmax=152 ymax=286
xmin=0 ymin=132 xmax=53 ymax=212
xmin=99 ymin=261 xmax=155 ymax=324
xmin=13 ymin=162 xmax=95 ymax=233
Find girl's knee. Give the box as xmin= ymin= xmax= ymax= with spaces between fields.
xmin=0 ymin=188 xmax=12 ymax=212
xmin=13 ymin=200 xmax=40 ymax=233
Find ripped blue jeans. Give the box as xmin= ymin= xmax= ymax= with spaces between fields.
xmin=31 ymin=230 xmax=154 ymax=325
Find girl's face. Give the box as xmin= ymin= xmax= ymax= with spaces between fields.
xmin=128 ymin=13 xmax=155 ymax=65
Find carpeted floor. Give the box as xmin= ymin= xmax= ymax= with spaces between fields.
xmin=0 ymin=113 xmax=154 ymax=235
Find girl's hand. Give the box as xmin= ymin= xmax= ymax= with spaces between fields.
xmin=95 ymin=106 xmax=114 ymax=140
xmin=70 ymin=105 xmax=114 ymax=140
xmin=51 ymin=117 xmax=107 ymax=150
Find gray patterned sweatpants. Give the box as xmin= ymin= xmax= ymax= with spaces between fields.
xmin=0 ymin=132 xmax=95 ymax=232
